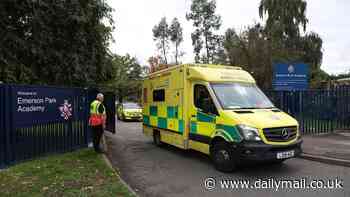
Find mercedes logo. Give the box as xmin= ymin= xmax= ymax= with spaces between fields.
xmin=281 ymin=128 xmax=289 ymax=139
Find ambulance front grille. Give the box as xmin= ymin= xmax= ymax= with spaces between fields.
xmin=263 ymin=126 xmax=297 ymax=142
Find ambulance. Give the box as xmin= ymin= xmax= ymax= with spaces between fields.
xmin=142 ymin=64 xmax=302 ymax=172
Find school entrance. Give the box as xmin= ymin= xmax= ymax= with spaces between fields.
xmin=0 ymin=84 xmax=115 ymax=168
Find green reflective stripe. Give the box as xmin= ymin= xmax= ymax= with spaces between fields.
xmin=216 ymin=133 xmax=230 ymax=142
xmin=178 ymin=120 xmax=184 ymax=133
xmin=157 ymin=117 xmax=167 ymax=129
xmin=197 ymin=112 xmax=215 ymax=123
xmin=143 ymin=115 xmax=150 ymax=125
xmin=190 ymin=121 xmax=197 ymax=133
xmin=219 ymin=130 xmax=234 ymax=142
xmin=167 ymin=106 xmax=176 ymax=118
xmin=216 ymin=124 xmax=241 ymax=141
xmin=150 ymin=106 xmax=158 ymax=116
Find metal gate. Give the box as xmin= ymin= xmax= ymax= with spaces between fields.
xmin=0 ymin=84 xmax=7 ymax=167
xmin=266 ymin=86 xmax=350 ymax=135
xmin=104 ymin=92 xmax=116 ymax=133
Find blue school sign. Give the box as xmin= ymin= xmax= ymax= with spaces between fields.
xmin=12 ymin=86 xmax=76 ymax=126
xmin=272 ymin=63 xmax=309 ymax=91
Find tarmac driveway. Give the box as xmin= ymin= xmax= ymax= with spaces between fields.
xmin=105 ymin=120 xmax=350 ymax=197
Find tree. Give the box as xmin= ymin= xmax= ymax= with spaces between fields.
xmin=105 ymin=54 xmax=145 ymax=102
xmin=299 ymin=32 xmax=324 ymax=87
xmin=0 ymin=0 xmax=114 ymax=86
xmin=222 ymin=26 xmax=325 ymax=88
xmin=216 ymin=0 xmax=325 ymax=88
xmin=212 ymin=35 xmax=227 ymax=64
xmin=299 ymin=32 xmax=323 ymax=70
xmin=152 ymin=17 xmax=170 ymax=64
xmin=169 ymin=18 xmax=184 ymax=64
xmin=186 ymin=0 xmax=222 ymax=63
xmin=222 ymin=25 xmax=271 ymax=88
xmin=256 ymin=0 xmax=327 ymax=88
xmin=259 ymin=0 xmax=308 ymax=50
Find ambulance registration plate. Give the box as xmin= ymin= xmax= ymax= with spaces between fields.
xmin=276 ymin=150 xmax=295 ymax=159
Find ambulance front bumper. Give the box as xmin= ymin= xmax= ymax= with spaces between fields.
xmin=124 ymin=113 xmax=142 ymax=120
xmin=236 ymin=138 xmax=303 ymax=163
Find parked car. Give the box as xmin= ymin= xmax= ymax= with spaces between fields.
xmin=117 ymin=102 xmax=142 ymax=121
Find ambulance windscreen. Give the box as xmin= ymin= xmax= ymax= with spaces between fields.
xmin=211 ymin=83 xmax=274 ymax=109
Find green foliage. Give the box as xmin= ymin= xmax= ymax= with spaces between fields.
xmin=212 ymin=35 xmax=226 ymax=64
xmin=222 ymin=24 xmax=272 ymax=87
xmin=216 ymin=0 xmax=326 ymax=88
xmin=259 ymin=0 xmax=308 ymax=48
xmin=186 ymin=0 xmax=222 ymax=63
xmin=169 ymin=18 xmax=184 ymax=64
xmin=0 ymin=0 xmax=114 ymax=86
xmin=153 ymin=17 xmax=170 ymax=64
xmin=221 ymin=24 xmax=326 ymax=88
xmin=153 ymin=17 xmax=184 ymax=65
xmin=259 ymin=0 xmax=326 ymax=87
xmin=310 ymin=69 xmax=330 ymax=88
xmin=105 ymin=54 xmax=146 ymax=102
xmin=331 ymin=73 xmax=350 ymax=80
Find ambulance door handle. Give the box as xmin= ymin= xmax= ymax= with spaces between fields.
xmin=191 ymin=115 xmax=196 ymax=118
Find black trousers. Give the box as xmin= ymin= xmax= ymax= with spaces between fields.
xmin=91 ymin=125 xmax=104 ymax=152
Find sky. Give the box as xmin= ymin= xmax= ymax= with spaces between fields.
xmin=107 ymin=0 xmax=350 ymax=75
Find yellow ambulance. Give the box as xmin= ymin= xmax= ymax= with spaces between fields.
xmin=142 ymin=64 xmax=302 ymax=172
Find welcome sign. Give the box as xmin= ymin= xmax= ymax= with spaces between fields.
xmin=12 ymin=86 xmax=75 ymax=126
xmin=272 ymin=63 xmax=309 ymax=91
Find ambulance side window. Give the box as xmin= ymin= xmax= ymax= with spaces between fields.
xmin=153 ymin=89 xmax=165 ymax=102
xmin=194 ymin=84 xmax=218 ymax=115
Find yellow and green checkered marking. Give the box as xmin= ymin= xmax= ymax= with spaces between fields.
xmin=143 ymin=105 xmax=184 ymax=133
xmin=190 ymin=111 xmax=241 ymax=143
xmin=144 ymin=106 xmax=241 ymax=143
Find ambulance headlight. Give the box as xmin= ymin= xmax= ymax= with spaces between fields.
xmin=237 ymin=125 xmax=261 ymax=141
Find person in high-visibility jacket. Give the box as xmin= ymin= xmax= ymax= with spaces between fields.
xmin=89 ymin=93 xmax=107 ymax=153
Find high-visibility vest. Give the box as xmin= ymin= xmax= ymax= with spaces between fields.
xmin=89 ymin=100 xmax=106 ymax=126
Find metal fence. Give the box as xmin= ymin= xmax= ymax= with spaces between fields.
xmin=266 ymin=86 xmax=350 ymax=135
xmin=0 ymin=85 xmax=7 ymax=168
xmin=0 ymin=84 xmax=115 ymax=168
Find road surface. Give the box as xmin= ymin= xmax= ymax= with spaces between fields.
xmin=105 ymin=120 xmax=350 ymax=197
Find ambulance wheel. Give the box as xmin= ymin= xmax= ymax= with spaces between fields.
xmin=211 ymin=141 xmax=236 ymax=172
xmin=153 ymin=130 xmax=163 ymax=147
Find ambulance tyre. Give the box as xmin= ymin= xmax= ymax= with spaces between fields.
xmin=211 ymin=141 xmax=236 ymax=172
xmin=153 ymin=130 xmax=163 ymax=147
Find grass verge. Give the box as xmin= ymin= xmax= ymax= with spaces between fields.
xmin=0 ymin=149 xmax=135 ymax=197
